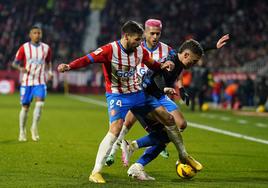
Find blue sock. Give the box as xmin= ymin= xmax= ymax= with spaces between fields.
xmin=136 ymin=130 xmax=169 ymax=148
xmin=137 ymin=144 xmax=166 ymax=166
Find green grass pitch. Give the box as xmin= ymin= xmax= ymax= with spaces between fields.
xmin=1 ymin=93 xmax=268 ymax=187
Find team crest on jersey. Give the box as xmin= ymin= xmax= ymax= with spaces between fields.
xmin=93 ymin=48 xmax=103 ymax=55
xmin=110 ymin=109 xmax=117 ymax=116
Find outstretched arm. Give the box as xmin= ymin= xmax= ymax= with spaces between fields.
xmin=58 ymin=44 xmax=112 ymax=73
xmin=202 ymin=34 xmax=230 ymax=51
xmin=57 ymin=56 xmax=91 ymax=72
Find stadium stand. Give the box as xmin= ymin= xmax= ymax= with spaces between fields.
xmin=0 ymin=0 xmax=90 ymax=70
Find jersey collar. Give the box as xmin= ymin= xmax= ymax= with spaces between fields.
xmin=143 ymin=40 xmax=160 ymax=52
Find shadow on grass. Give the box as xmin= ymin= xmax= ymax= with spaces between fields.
xmin=0 ymin=139 xmax=20 ymax=144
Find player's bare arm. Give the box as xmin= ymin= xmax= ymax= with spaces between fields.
xmin=47 ymin=62 xmax=53 ymax=80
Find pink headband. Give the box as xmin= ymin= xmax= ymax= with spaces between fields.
xmin=145 ymin=19 xmax=162 ymax=29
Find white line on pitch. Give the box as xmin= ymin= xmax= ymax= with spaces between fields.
xmin=188 ymin=122 xmax=268 ymax=145
xmin=68 ymin=94 xmax=268 ymax=145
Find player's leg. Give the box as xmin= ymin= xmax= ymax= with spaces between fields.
xmin=148 ymin=106 xmax=187 ymax=158
xmin=90 ymin=119 xmax=123 ymax=183
xmin=19 ymin=86 xmax=32 ymax=141
xmin=127 ymin=129 xmax=169 ymax=180
xmin=19 ymin=105 xmax=29 ymax=141
xmin=158 ymin=95 xmax=186 ymax=158
xmin=90 ymin=92 xmax=143 ymax=183
xmin=150 ymin=107 xmax=202 ymax=170
xmin=31 ymin=85 xmax=46 ymax=141
xmin=127 ymin=144 xmax=165 ymax=181
xmin=106 ymin=110 xmax=136 ymax=166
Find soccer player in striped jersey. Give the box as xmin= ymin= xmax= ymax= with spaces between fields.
xmin=57 ymin=21 xmax=181 ymax=184
xmin=106 ymin=19 xmax=181 ymax=166
xmin=12 ymin=26 xmax=52 ymax=142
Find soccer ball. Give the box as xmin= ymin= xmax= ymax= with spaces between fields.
xmin=256 ymin=105 xmax=265 ymax=112
xmin=176 ymin=161 xmax=196 ymax=179
xmin=201 ymin=103 xmax=209 ymax=111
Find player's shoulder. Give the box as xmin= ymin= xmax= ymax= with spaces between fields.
xmin=40 ymin=42 xmax=51 ymax=49
xmin=159 ymin=41 xmax=172 ymax=49
xmin=92 ymin=42 xmax=113 ymax=56
xmin=21 ymin=42 xmax=30 ymax=48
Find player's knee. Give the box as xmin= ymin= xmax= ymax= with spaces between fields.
xmin=109 ymin=119 xmax=124 ymax=137
xmin=164 ymin=114 xmax=175 ymax=126
xmin=179 ymin=121 xmax=187 ymax=130
xmin=35 ymin=101 xmax=44 ymax=108
xmin=22 ymin=105 xmax=30 ymax=111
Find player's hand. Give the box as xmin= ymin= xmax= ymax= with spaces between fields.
xmin=47 ymin=71 xmax=53 ymax=81
xmin=216 ymin=34 xmax=230 ymax=49
xmin=57 ymin=64 xmax=70 ymax=72
xmin=164 ymin=87 xmax=177 ymax=95
xmin=179 ymin=87 xmax=190 ymax=106
xmin=161 ymin=60 xmax=175 ymax=71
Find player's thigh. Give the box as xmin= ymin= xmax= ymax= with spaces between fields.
xmin=33 ymin=85 xmax=47 ymax=101
xmin=20 ymin=86 xmax=34 ymax=106
xmin=124 ymin=111 xmax=137 ymax=129
xmin=148 ymin=106 xmax=175 ymax=126
xmin=109 ymin=118 xmax=124 ymax=136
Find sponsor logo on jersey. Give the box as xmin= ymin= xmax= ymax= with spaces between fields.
xmin=116 ymin=70 xmax=135 ymax=77
xmin=139 ymin=67 xmax=146 ymax=75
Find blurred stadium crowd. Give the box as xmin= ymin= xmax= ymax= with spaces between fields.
xmin=0 ymin=0 xmax=267 ymax=110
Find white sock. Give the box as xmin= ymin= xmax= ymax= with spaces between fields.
xmin=109 ymin=125 xmax=129 ymax=156
xmin=31 ymin=101 xmax=44 ymax=130
xmin=19 ymin=108 xmax=28 ymax=133
xmin=165 ymin=125 xmax=188 ymax=160
xmin=92 ymin=132 xmax=117 ymax=174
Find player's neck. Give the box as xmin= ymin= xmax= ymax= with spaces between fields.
xmin=120 ymin=39 xmax=128 ymax=50
xmin=145 ymin=40 xmax=158 ymax=50
xmin=30 ymin=41 xmax=40 ymax=46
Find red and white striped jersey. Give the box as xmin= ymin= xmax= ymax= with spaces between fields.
xmin=15 ymin=42 xmax=51 ymax=86
xmin=87 ymin=40 xmax=155 ymax=94
xmin=136 ymin=41 xmax=172 ymax=77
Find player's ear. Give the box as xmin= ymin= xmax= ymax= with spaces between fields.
xmin=124 ymin=33 xmax=129 ymax=41
xmin=184 ymin=52 xmax=189 ymax=59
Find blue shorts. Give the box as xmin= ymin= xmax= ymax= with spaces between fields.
xmin=106 ymin=91 xmax=161 ymax=124
xmin=158 ymin=95 xmax=178 ymax=112
xmin=20 ymin=85 xmax=47 ymax=105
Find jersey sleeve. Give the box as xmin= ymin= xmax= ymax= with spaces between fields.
xmin=87 ymin=44 xmax=112 ymax=64
xmin=69 ymin=44 xmax=112 ymax=70
xmin=15 ymin=46 xmax=25 ymax=61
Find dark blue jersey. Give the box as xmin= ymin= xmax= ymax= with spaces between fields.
xmin=144 ymin=51 xmax=184 ymax=98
